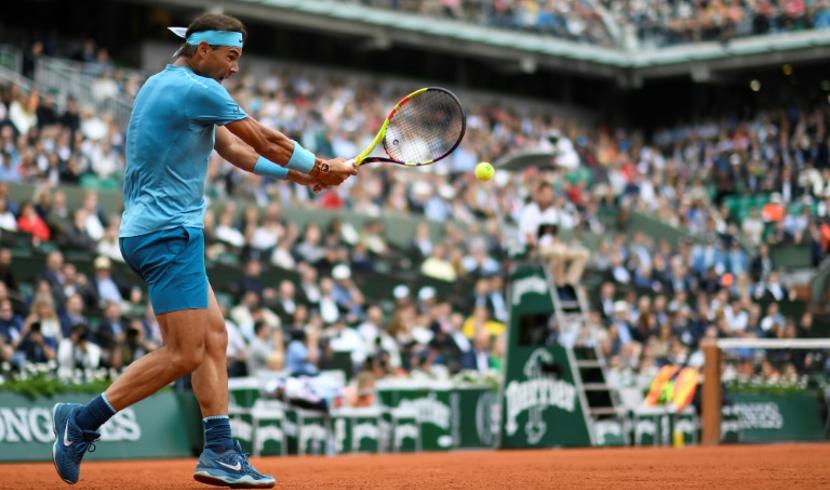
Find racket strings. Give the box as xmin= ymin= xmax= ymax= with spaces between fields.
xmin=384 ymin=90 xmax=464 ymax=164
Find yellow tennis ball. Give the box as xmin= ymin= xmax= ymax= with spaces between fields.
xmin=475 ymin=162 xmax=494 ymax=182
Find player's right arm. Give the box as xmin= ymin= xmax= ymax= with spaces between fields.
xmin=225 ymin=117 xmax=356 ymax=185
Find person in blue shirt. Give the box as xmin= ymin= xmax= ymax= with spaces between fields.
xmin=51 ymin=13 xmax=356 ymax=488
xmin=0 ymin=299 xmax=22 ymax=364
xmin=285 ymin=327 xmax=319 ymax=376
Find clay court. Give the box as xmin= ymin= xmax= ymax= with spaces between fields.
xmin=1 ymin=443 xmax=829 ymax=489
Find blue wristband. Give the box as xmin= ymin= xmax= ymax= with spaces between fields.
xmin=253 ymin=156 xmax=288 ymax=180
xmin=287 ymin=141 xmax=316 ymax=174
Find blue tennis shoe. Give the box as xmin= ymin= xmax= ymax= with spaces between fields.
xmin=194 ymin=440 xmax=276 ymax=488
xmin=52 ymin=403 xmax=101 ymax=484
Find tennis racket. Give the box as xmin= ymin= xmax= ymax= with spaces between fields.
xmin=348 ymin=87 xmax=466 ymax=168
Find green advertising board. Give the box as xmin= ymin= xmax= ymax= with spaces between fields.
xmin=0 ymin=391 xmax=192 ymax=462
xmin=284 ymin=408 xmax=330 ymax=455
xmin=592 ymin=418 xmax=627 ymax=446
xmin=727 ymin=392 xmax=826 ymax=443
xmin=228 ymin=377 xmax=261 ymax=410
xmin=451 ymin=386 xmax=499 ymax=449
xmin=332 ymin=407 xmax=381 ymax=454
xmin=720 ymin=405 xmax=740 ymax=443
xmin=632 ymin=407 xmax=666 ymax=446
xmin=385 ymin=407 xmax=421 ymax=452
xmin=632 ymin=407 xmax=698 ymax=446
xmin=227 ymin=377 xmax=264 ymax=455
xmin=377 ymin=381 xmax=454 ymax=451
xmin=672 ymin=409 xmax=699 ymax=445
xmin=251 ymin=401 xmax=286 ymax=456
xmin=229 ymin=408 xmax=255 ymax=454
xmin=499 ymin=264 xmax=593 ymax=448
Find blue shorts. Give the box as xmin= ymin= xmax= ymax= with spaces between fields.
xmin=119 ymin=226 xmax=208 ymax=315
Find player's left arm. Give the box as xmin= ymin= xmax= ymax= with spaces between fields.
xmin=225 ymin=117 xmax=355 ymax=185
xmin=214 ymin=125 xmax=319 ymax=187
xmin=188 ymin=79 xmax=346 ymax=187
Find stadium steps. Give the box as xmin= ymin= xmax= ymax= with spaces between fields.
xmin=573 ymin=346 xmax=598 ymax=360
xmin=570 ymin=342 xmax=628 ymax=445
xmin=543 ymin=267 xmax=590 ymax=345
xmin=535 ymin=266 xmax=626 ymax=443
xmin=589 ymin=407 xmax=619 ymax=416
xmin=582 ymin=383 xmax=612 ymax=391
xmin=558 ymin=300 xmax=581 ymax=311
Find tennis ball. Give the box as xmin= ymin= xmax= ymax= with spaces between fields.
xmin=475 ymin=162 xmax=494 ymax=182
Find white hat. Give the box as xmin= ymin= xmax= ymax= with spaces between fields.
xmin=340 ymin=222 xmax=359 ymax=245
xmin=413 ymin=181 xmax=432 ymax=196
xmin=94 ymin=256 xmax=111 ymax=270
xmin=332 ymin=264 xmax=351 ymax=280
xmin=393 ymin=284 xmax=410 ymax=300
xmin=438 ymin=184 xmax=456 ymax=200
xmin=418 ymin=286 xmax=436 ymax=302
xmin=412 ymin=327 xmax=434 ymax=345
xmin=494 ymin=170 xmax=510 ymax=187
xmin=687 ymin=350 xmax=705 ymax=368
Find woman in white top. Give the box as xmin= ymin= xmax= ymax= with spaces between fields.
xmin=24 ymin=295 xmax=62 ymax=347
xmin=9 ymin=89 xmax=38 ymax=135
xmin=0 ymin=198 xmax=17 ymax=231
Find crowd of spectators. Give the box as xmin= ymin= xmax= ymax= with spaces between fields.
xmin=609 ymin=0 xmax=830 ymax=46
xmin=339 ymin=0 xmax=830 ymax=47
xmin=1 ymin=177 xmax=823 ymax=390
xmin=0 ymin=248 xmax=159 ymax=374
xmin=0 ymin=238 xmax=508 ymax=383
xmin=218 ymin=68 xmax=830 ymax=270
xmin=338 ymin=0 xmax=619 ymax=45
xmin=1 ymin=44 xmax=828 ymax=392
xmin=20 ymin=38 xmax=145 ymax=100
xmin=0 ymin=83 xmax=124 ymax=187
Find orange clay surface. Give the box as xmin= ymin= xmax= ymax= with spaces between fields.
xmin=1 ymin=443 xmax=829 ymax=489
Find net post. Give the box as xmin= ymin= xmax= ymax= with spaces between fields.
xmin=701 ymin=339 xmax=721 ymax=446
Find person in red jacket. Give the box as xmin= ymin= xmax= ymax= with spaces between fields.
xmin=16 ymin=201 xmax=50 ymax=242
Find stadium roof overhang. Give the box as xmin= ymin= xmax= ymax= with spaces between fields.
xmin=134 ymin=0 xmax=830 ymax=86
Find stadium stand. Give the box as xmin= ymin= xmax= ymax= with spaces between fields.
xmin=0 ymin=0 xmax=828 ymax=414
xmin=335 ymin=0 xmax=830 ymax=47
xmin=0 ymin=67 xmax=826 ymax=395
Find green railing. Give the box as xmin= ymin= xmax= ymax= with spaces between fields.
xmin=0 ymin=44 xmax=21 ymax=73
xmin=810 ymin=257 xmax=830 ymax=308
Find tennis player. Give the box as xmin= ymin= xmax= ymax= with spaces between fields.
xmin=51 ymin=13 xmax=355 ymax=487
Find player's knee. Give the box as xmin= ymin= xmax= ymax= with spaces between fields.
xmin=210 ymin=315 xmax=226 ymax=336
xmin=209 ymin=327 xmax=228 ymax=356
xmin=206 ymin=315 xmax=227 ymax=352
xmin=171 ymin=344 xmax=205 ymax=374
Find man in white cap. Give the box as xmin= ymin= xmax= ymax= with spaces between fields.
xmin=92 ymin=256 xmax=122 ymax=307
xmin=393 ymin=284 xmax=410 ymax=304
xmin=417 ymin=285 xmax=437 ymax=315
xmin=332 ymin=264 xmax=365 ymax=322
xmin=611 ymin=300 xmax=635 ymax=346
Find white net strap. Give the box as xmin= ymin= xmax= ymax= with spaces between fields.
xmin=716 ymin=338 xmax=830 ymax=350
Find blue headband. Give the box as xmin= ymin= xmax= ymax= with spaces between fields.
xmin=186 ymin=30 xmax=244 ymax=48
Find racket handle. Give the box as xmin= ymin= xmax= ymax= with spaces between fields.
xmin=346 ymin=158 xmax=357 ymax=168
